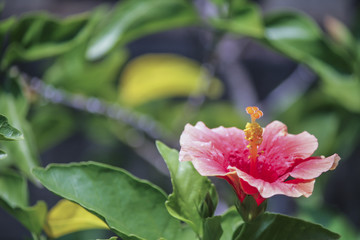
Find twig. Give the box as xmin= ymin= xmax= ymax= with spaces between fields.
xmin=11 ymin=66 xmax=177 ymax=175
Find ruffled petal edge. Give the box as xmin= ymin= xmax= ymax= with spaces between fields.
xmin=289 ymin=154 xmax=341 ymax=179
xmin=179 ymin=121 xmax=248 ymax=176
xmin=229 ymin=167 xmax=315 ymax=198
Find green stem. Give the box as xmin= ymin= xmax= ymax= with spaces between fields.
xmin=31 ymin=233 xmax=41 ymax=240
xmin=31 ymin=233 xmax=48 ymax=240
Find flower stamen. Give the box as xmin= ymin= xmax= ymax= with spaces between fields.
xmin=244 ymin=106 xmax=263 ymax=176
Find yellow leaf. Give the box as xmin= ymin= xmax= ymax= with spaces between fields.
xmin=45 ymin=199 xmax=109 ymax=238
xmin=118 ymin=54 xmax=223 ymax=106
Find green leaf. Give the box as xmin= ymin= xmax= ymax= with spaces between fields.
xmin=0 ymin=170 xmax=28 ymax=208
xmin=264 ymin=12 xmax=324 ymax=57
xmin=263 ymin=12 xmax=350 ymax=73
xmin=210 ymin=3 xmax=263 ymax=38
xmin=156 ymin=141 xmax=218 ymax=237
xmin=87 ymin=0 xmax=198 ymax=60
xmin=203 ymin=216 xmax=223 ymax=240
xmin=234 ymin=212 xmax=340 ymax=240
xmin=219 ymin=207 xmax=243 ymax=240
xmin=2 ymin=7 xmax=104 ymax=69
xmin=0 ymin=200 xmax=48 ymax=235
xmin=0 ymin=170 xmax=47 ymax=234
xmin=0 ymin=114 xmax=23 ymax=141
xmin=33 ymin=161 xmax=196 ymax=240
xmin=262 ymin=12 xmax=360 ymax=113
xmin=0 ymin=78 xmax=40 ymax=183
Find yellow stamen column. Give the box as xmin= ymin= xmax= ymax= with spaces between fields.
xmin=244 ymin=107 xmax=263 ymax=176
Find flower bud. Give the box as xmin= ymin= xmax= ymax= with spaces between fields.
xmin=235 ymin=195 xmax=267 ymax=223
xmin=199 ymin=190 xmax=217 ymax=219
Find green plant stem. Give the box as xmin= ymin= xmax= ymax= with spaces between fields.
xmin=31 ymin=233 xmax=41 ymax=240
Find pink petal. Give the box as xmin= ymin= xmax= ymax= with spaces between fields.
xmin=179 ymin=122 xmax=248 ymax=176
xmin=257 ymin=121 xmax=319 ymax=180
xmin=290 ymin=154 xmax=341 ymax=179
xmin=230 ymin=167 xmax=315 ymax=198
xmin=261 ymin=121 xmax=318 ymax=159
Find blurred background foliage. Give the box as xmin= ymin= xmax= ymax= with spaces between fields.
xmin=0 ymin=0 xmax=360 ymax=239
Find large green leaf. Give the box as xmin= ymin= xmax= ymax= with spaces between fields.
xmin=0 ymin=79 xmax=40 ymax=183
xmin=0 ymin=114 xmax=23 ymax=141
xmin=86 ymin=0 xmax=198 ymax=60
xmin=33 ymin=161 xmax=197 ymax=240
xmin=0 ymin=170 xmax=47 ymax=234
xmin=156 ymin=141 xmax=218 ymax=237
xmin=220 ymin=207 xmax=243 ymax=240
xmin=203 ymin=216 xmax=223 ymax=240
xmin=234 ymin=213 xmax=340 ymax=240
xmin=210 ymin=2 xmax=263 ymax=38
xmin=1 ymin=7 xmax=104 ymax=69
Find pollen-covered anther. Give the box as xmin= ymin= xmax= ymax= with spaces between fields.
xmin=244 ymin=122 xmax=263 ymax=147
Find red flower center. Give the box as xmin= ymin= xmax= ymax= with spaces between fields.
xmin=227 ymin=149 xmax=250 ymax=173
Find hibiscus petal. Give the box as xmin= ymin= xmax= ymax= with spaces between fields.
xmin=212 ymin=125 xmax=248 ymax=147
xmin=179 ymin=122 xmax=227 ymax=175
xmin=230 ymin=167 xmax=315 ymax=198
xmin=257 ymin=121 xmax=319 ymax=180
xmin=261 ymin=121 xmax=288 ymax=146
xmin=179 ymin=122 xmax=248 ymax=176
xmin=261 ymin=121 xmax=318 ymax=159
xmin=289 ymin=154 xmax=341 ymax=179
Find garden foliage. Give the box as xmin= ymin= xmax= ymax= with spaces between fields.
xmin=0 ymin=0 xmax=359 ymax=239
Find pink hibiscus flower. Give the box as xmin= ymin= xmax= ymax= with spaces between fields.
xmin=179 ymin=107 xmax=340 ymax=205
